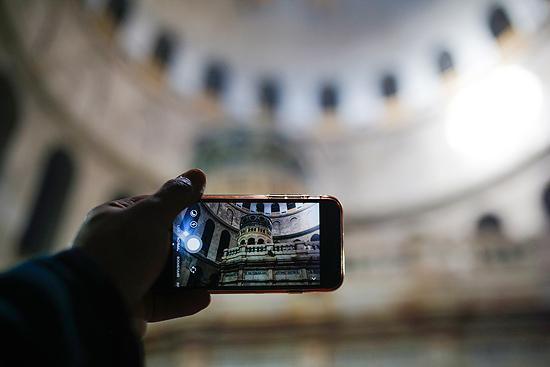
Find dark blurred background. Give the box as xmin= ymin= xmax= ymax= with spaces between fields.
xmin=1 ymin=0 xmax=550 ymax=366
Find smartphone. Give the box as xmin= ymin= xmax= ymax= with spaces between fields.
xmin=156 ymin=195 xmax=344 ymax=293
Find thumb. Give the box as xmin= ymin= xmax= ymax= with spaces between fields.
xmin=131 ymin=169 xmax=206 ymax=225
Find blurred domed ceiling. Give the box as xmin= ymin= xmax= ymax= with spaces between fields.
xmin=10 ymin=0 xmax=550 ymax=219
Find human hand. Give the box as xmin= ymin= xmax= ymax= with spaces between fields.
xmin=73 ymin=169 xmax=210 ymax=334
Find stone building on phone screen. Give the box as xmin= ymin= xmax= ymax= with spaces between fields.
xmin=173 ymin=202 xmax=320 ymax=287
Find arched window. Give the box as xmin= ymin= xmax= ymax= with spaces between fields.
xmin=271 ymin=203 xmax=280 ymax=213
xmin=226 ymin=208 xmax=234 ymax=225
xmin=247 ymin=237 xmax=255 ymax=245
xmin=216 ymin=230 xmax=230 ymax=260
xmin=0 ymin=72 xmax=18 ymax=175
xmin=259 ymin=79 xmax=280 ymax=112
xmin=19 ymin=148 xmax=75 ymax=256
xmin=256 ymin=203 xmax=264 ymax=213
xmin=204 ymin=61 xmax=228 ymax=98
xmin=477 ymin=213 xmax=502 ymax=235
xmin=240 ymin=239 xmax=246 ymax=245
xmin=489 ymin=6 xmax=512 ymax=39
xmin=381 ymin=74 xmax=398 ymax=98
xmin=201 ymin=219 xmax=215 ymax=256
xmin=320 ymin=83 xmax=339 ymax=112
xmin=286 ymin=202 xmax=296 ymax=210
xmin=188 ymin=265 xmax=203 ymax=286
xmin=311 ymin=233 xmax=320 ymax=242
xmin=542 ymin=183 xmax=550 ymax=220
xmin=437 ymin=50 xmax=454 ymax=75
xmin=153 ymin=30 xmax=176 ymax=69
xmin=106 ymin=0 xmax=131 ymax=27
xmin=272 ymin=221 xmax=280 ymax=234
xmin=242 ymin=202 xmax=251 ymax=210
xmin=257 ymin=238 xmax=265 ymax=244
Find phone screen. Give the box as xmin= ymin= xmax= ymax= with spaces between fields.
xmin=171 ymin=200 xmax=321 ymax=289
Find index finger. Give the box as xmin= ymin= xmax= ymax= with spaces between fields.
xmin=145 ymin=290 xmax=211 ymax=322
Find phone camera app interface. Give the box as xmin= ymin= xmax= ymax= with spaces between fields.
xmin=172 ymin=202 xmax=320 ymax=288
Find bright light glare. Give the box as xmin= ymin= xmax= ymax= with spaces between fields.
xmin=184 ymin=236 xmax=202 ymax=253
xmin=445 ymin=65 xmax=543 ymax=162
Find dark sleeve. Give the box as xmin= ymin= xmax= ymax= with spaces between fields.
xmin=0 ymin=248 xmax=143 ymax=366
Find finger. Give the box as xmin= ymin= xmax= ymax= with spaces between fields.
xmin=133 ymin=318 xmax=148 ymax=338
xmin=86 ymin=195 xmax=149 ymax=220
xmin=146 ymin=290 xmax=211 ymax=322
xmin=130 ymin=169 xmax=207 ymax=225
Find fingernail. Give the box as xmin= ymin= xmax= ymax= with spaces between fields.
xmin=174 ymin=175 xmax=192 ymax=188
